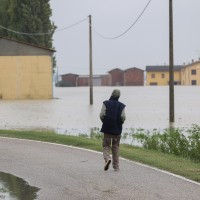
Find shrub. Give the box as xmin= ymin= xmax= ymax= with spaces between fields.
xmin=133 ymin=125 xmax=200 ymax=162
xmin=187 ymin=124 xmax=200 ymax=162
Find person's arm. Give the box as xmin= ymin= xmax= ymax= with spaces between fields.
xmin=121 ymin=107 xmax=126 ymax=123
xmin=99 ymin=103 xmax=106 ymax=121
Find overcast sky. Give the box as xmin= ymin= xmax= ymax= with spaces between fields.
xmin=50 ymin=0 xmax=200 ymax=75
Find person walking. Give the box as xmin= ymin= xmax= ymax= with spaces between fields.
xmin=100 ymin=89 xmax=126 ymax=171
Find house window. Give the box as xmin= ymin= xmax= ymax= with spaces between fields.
xmin=151 ymin=74 xmax=155 ymax=78
xmin=191 ymin=80 xmax=196 ymax=85
xmin=191 ymin=69 xmax=196 ymax=75
xmin=150 ymin=82 xmax=157 ymax=85
xmin=161 ymin=73 xmax=165 ymax=78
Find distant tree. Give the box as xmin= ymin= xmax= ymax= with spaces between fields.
xmin=0 ymin=0 xmax=15 ymax=37
xmin=0 ymin=0 xmax=57 ymax=69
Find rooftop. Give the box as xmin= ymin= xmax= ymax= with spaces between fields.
xmin=146 ymin=65 xmax=183 ymax=72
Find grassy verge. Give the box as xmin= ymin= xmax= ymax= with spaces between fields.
xmin=0 ymin=129 xmax=200 ymax=183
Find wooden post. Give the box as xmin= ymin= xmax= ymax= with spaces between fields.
xmin=169 ymin=0 xmax=174 ymax=122
xmin=89 ymin=15 xmax=93 ymax=105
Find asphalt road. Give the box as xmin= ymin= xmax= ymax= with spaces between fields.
xmin=0 ymin=137 xmax=200 ymax=200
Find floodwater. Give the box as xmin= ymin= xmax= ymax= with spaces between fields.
xmin=0 ymin=86 xmax=200 ymax=135
xmin=0 ymin=172 xmax=39 ymax=200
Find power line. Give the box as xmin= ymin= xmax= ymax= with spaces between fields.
xmin=92 ymin=0 xmax=152 ymax=40
xmin=0 ymin=24 xmax=51 ymax=35
xmin=55 ymin=17 xmax=88 ymax=33
xmin=0 ymin=0 xmax=152 ymax=39
xmin=0 ymin=17 xmax=88 ymax=36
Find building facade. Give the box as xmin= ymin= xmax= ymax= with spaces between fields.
xmin=124 ymin=67 xmax=144 ymax=86
xmin=108 ymin=68 xmax=124 ymax=86
xmin=61 ymin=73 xmax=78 ymax=86
xmin=146 ymin=65 xmax=182 ymax=86
xmin=101 ymin=74 xmax=111 ymax=86
xmin=0 ymin=37 xmax=55 ymax=100
xmin=181 ymin=60 xmax=200 ymax=85
xmin=60 ymin=67 xmax=144 ymax=87
xmin=60 ymin=61 xmax=200 ymax=87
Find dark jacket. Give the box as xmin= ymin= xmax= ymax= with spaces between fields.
xmin=100 ymin=97 xmax=125 ymax=135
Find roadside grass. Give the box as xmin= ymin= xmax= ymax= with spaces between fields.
xmin=0 ymin=129 xmax=200 ymax=183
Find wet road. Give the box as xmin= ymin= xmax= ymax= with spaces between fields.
xmin=0 ymin=137 xmax=200 ymax=200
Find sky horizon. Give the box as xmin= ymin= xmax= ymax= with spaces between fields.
xmin=50 ymin=0 xmax=200 ymax=75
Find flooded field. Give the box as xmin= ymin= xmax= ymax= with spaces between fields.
xmin=0 ymin=86 xmax=200 ymax=135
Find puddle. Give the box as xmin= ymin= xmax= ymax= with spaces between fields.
xmin=0 ymin=172 xmax=40 ymax=200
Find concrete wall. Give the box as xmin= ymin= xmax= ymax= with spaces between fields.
xmin=0 ymin=56 xmax=52 ymax=99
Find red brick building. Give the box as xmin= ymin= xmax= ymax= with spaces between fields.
xmin=124 ymin=67 xmax=144 ymax=86
xmin=60 ymin=67 xmax=144 ymax=87
xmin=108 ymin=68 xmax=124 ymax=86
xmin=61 ymin=73 xmax=78 ymax=86
xmin=78 ymin=76 xmax=89 ymax=86
xmin=101 ymin=74 xmax=111 ymax=86
xmin=78 ymin=75 xmax=102 ymax=86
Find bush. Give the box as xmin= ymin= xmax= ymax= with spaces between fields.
xmin=133 ymin=125 xmax=200 ymax=162
xmin=187 ymin=124 xmax=200 ymax=162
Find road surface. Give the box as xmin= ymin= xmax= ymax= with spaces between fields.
xmin=0 ymin=137 xmax=200 ymax=200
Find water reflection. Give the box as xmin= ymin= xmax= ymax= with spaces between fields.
xmin=0 ymin=172 xmax=39 ymax=200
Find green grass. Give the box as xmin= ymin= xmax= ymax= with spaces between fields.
xmin=0 ymin=129 xmax=200 ymax=183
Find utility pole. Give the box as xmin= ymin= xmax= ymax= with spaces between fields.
xmin=169 ymin=0 xmax=174 ymax=123
xmin=89 ymin=15 xmax=93 ymax=105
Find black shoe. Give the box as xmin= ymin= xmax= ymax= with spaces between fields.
xmin=104 ymin=159 xmax=111 ymax=171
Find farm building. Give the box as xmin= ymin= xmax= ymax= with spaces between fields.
xmin=181 ymin=60 xmax=200 ymax=85
xmin=146 ymin=65 xmax=182 ymax=86
xmin=124 ymin=67 xmax=144 ymax=86
xmin=0 ymin=37 xmax=55 ymax=99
